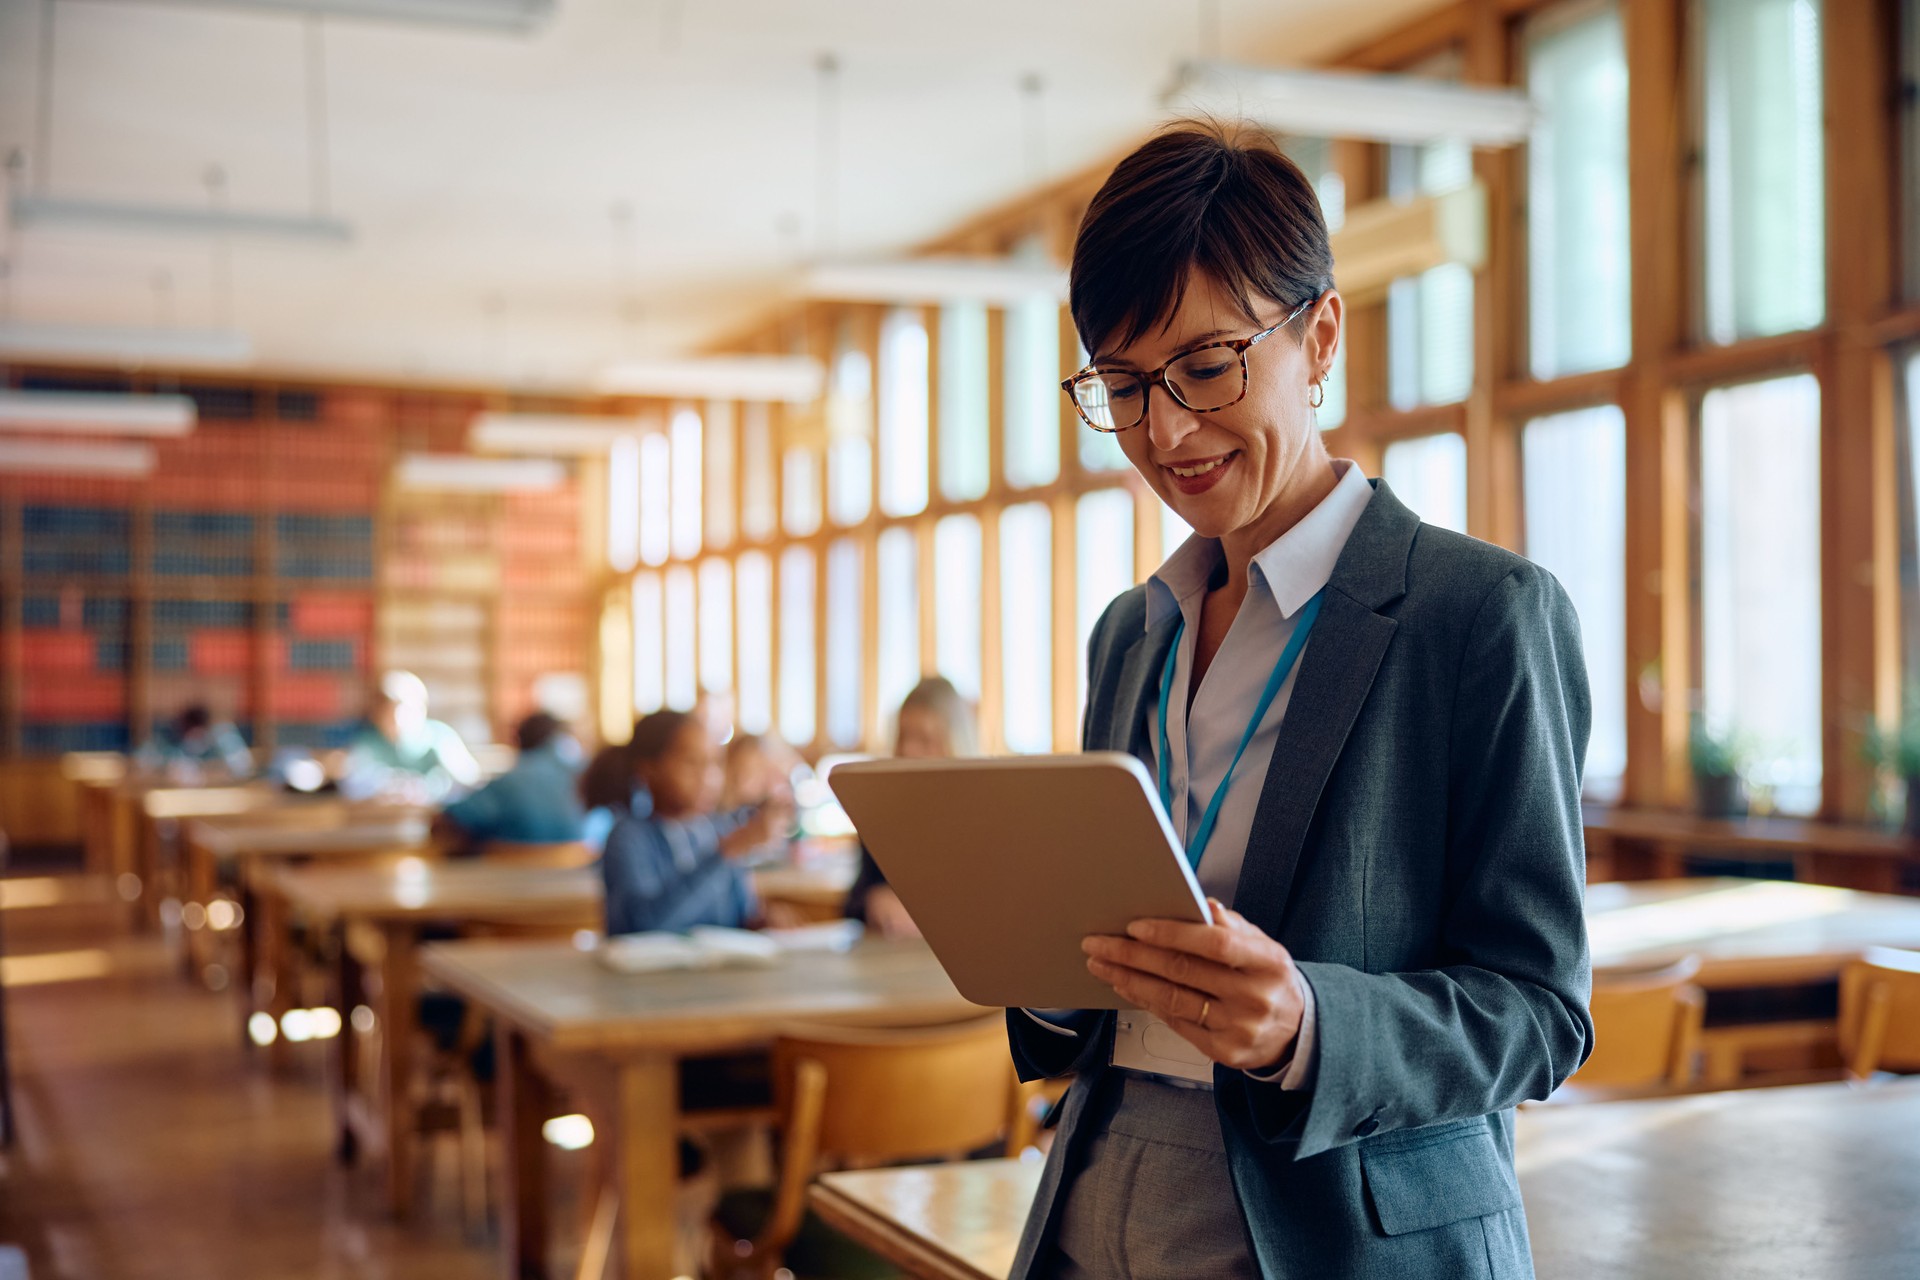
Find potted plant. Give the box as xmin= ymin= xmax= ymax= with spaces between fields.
xmin=1689 ymin=715 xmax=1750 ymax=819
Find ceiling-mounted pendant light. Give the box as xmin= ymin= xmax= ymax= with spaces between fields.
xmin=470 ymin=412 xmax=643 ymax=455
xmin=1165 ymin=60 xmax=1538 ymax=147
xmin=0 ymin=439 xmax=157 ymax=476
xmin=594 ymin=355 xmax=825 ymax=403
xmin=0 ymin=322 xmax=253 ymax=368
xmin=396 ymin=454 xmax=566 ymax=492
xmin=108 ymin=0 xmax=554 ymax=35
xmin=801 ymin=257 xmax=1067 ymax=306
xmin=0 ymin=389 xmax=196 ymax=436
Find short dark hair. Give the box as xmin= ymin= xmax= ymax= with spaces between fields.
xmin=175 ymin=703 xmax=212 ymax=734
xmin=629 ymin=710 xmax=697 ymax=764
xmin=578 ymin=743 xmax=635 ymax=810
xmin=1069 ymin=119 xmax=1335 ymax=358
xmin=515 ymin=711 xmax=564 ymax=752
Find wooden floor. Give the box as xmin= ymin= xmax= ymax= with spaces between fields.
xmin=0 ymin=875 xmax=518 ymax=1280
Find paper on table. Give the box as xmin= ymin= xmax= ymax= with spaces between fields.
xmin=595 ymin=926 xmax=782 ymax=974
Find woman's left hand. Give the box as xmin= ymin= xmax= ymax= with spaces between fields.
xmin=1082 ymin=898 xmax=1307 ymax=1071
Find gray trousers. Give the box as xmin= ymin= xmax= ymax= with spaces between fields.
xmin=1045 ymin=1073 xmax=1263 ymax=1279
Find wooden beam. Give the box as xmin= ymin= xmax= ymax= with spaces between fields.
xmin=1332 ymin=183 xmax=1489 ymax=305
xmin=1819 ymin=0 xmax=1902 ymax=821
xmin=1621 ymin=0 xmax=1691 ymax=810
xmin=1465 ymin=0 xmax=1522 ymax=551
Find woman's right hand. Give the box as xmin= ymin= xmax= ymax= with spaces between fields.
xmin=864 ymin=886 xmax=921 ymax=940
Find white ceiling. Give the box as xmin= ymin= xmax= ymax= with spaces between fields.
xmin=0 ymin=0 xmax=1434 ymax=390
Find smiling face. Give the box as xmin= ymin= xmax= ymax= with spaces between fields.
xmin=1097 ymin=272 xmax=1341 ymax=547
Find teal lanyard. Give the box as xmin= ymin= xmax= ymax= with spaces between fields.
xmin=1156 ymin=589 xmax=1325 ymax=871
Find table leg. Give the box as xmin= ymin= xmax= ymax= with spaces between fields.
xmin=256 ymin=879 xmax=296 ymax=1072
xmin=499 ymin=1026 xmax=552 ymax=1280
xmin=110 ymin=795 xmax=143 ymax=931
xmin=610 ymin=1056 xmax=679 ymax=1280
xmin=379 ymin=921 xmax=421 ymax=1218
xmin=333 ymin=922 xmax=363 ymax=1165
xmin=184 ymin=835 xmax=216 ymax=979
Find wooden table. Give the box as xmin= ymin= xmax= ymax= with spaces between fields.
xmin=273 ymin=860 xmax=602 ymax=1219
xmin=185 ymin=806 xmax=431 ymax=990
xmin=1585 ymin=803 xmax=1920 ymax=892
xmin=809 ymin=1080 xmax=1920 ymax=1280
xmin=110 ymin=780 xmax=283 ymax=927
xmin=420 ymin=936 xmax=986 ymax=1280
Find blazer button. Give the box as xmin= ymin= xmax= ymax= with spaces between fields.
xmin=1354 ymin=1116 xmax=1380 ymax=1137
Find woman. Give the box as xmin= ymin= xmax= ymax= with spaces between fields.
xmin=843 ymin=676 xmax=978 ymax=938
xmin=1006 ymin=122 xmax=1593 ymax=1279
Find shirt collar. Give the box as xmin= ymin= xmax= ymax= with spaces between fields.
xmin=1146 ymin=458 xmax=1373 ymax=629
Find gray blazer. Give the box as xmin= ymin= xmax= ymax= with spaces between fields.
xmin=1006 ymin=479 xmax=1594 ymax=1280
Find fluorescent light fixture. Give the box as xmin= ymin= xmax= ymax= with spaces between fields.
xmin=1167 ymin=60 xmax=1538 ymax=147
xmin=803 ymin=257 xmax=1068 ymax=305
xmin=0 ymin=439 xmax=157 ymax=476
xmin=0 ymin=390 xmax=196 ymax=437
xmin=112 ymin=0 xmax=553 ymax=33
xmin=594 ymin=355 xmax=824 ymax=402
xmin=12 ymin=195 xmax=353 ymax=244
xmin=0 ymin=323 xmax=253 ymax=368
xmin=470 ymin=413 xmax=644 ymax=455
xmin=395 ymin=453 xmax=565 ymax=492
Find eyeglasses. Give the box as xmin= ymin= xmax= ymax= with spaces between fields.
xmin=1061 ymin=297 xmax=1316 ymax=434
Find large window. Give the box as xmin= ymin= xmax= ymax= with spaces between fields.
xmin=878 ymin=308 xmax=930 ymax=517
xmin=607 ymin=434 xmax=640 ymax=572
xmin=876 ymin=526 xmax=920 ymax=727
xmin=999 ymin=503 xmax=1053 ymax=752
xmin=1526 ymin=0 xmax=1631 ymax=380
xmin=828 ymin=341 xmax=874 ymax=527
xmin=669 ymin=408 xmax=703 ymax=561
xmin=664 ymin=565 xmax=697 ymax=710
xmin=824 ymin=538 xmax=863 ymax=748
xmin=735 ymin=551 xmax=773 ymax=734
xmin=638 ymin=433 xmax=671 ymax=567
xmin=1382 ymin=433 xmax=1468 ymax=533
xmin=1523 ymin=405 xmax=1628 ymax=800
xmin=1004 ymin=296 xmax=1061 ymax=489
xmin=1387 ymin=136 xmax=1476 ymax=409
xmin=939 ymin=302 xmax=991 ymax=502
xmin=1076 ymin=489 xmax=1136 ymax=715
xmin=1698 ymin=0 xmax=1825 ymax=344
xmin=783 ymin=446 xmax=821 ymax=537
xmin=704 ymin=401 xmax=736 ymax=550
xmin=632 ymin=570 xmax=664 ymax=714
xmin=698 ymin=558 xmax=733 ymax=701
xmin=740 ymin=404 xmax=777 ymax=542
xmin=1699 ymin=374 xmax=1822 ymax=814
xmin=935 ymin=515 xmax=983 ymax=703
xmin=777 ymin=546 xmax=816 ymax=747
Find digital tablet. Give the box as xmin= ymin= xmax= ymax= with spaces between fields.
xmin=826 ymin=753 xmax=1209 ymax=1009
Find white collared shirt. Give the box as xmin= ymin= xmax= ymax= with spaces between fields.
xmin=1027 ymin=459 xmax=1373 ymax=1088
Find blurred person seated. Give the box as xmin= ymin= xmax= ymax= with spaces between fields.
xmin=134 ymin=702 xmax=253 ymax=781
xmin=579 ymin=739 xmax=644 ymax=855
xmin=844 ymin=676 xmax=977 ymax=939
xmin=432 ymin=711 xmax=585 ymax=852
xmin=718 ymin=732 xmax=799 ymax=861
xmin=339 ymin=670 xmax=482 ymax=803
xmin=602 ymin=709 xmax=793 ymax=936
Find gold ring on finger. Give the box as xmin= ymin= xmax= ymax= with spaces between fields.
xmin=1198 ymin=998 xmax=1210 ymax=1029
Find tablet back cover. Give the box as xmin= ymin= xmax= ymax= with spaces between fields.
xmin=827 ymin=753 xmax=1208 ymax=1009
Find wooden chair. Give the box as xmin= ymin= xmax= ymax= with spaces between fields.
xmin=1564 ymin=955 xmax=1705 ymax=1091
xmin=709 ymin=1016 xmax=1036 ymax=1280
xmin=474 ymin=840 xmax=595 ymax=868
xmin=1840 ymin=946 xmax=1920 ymax=1079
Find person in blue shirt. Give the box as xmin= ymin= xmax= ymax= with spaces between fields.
xmin=339 ymin=670 xmax=482 ymax=802
xmin=578 ymin=739 xmax=644 ymax=855
xmin=601 ymin=709 xmax=790 ymax=936
xmin=435 ymin=712 xmax=584 ymax=851
xmin=135 ymin=703 xmax=253 ymax=779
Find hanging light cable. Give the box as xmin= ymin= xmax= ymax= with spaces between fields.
xmin=814 ymin=52 xmax=840 ymax=262
xmin=305 ymin=15 xmax=332 ymax=217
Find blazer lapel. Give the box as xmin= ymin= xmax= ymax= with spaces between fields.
xmin=1230 ymin=480 xmax=1419 ymax=930
xmin=1106 ymin=609 xmax=1182 ymax=763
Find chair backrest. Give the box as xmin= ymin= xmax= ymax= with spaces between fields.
xmin=475 ymin=840 xmax=595 ymax=868
xmin=1840 ymin=946 xmax=1920 ymax=1077
xmin=1572 ymin=955 xmax=1705 ymax=1089
xmin=740 ymin=1016 xmax=1031 ymax=1264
